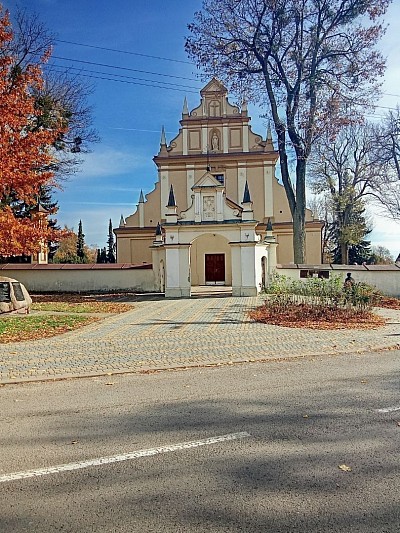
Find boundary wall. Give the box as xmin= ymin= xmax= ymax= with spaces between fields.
xmin=0 ymin=264 xmax=157 ymax=293
xmin=0 ymin=263 xmax=399 ymax=297
xmin=276 ymin=264 xmax=400 ymax=297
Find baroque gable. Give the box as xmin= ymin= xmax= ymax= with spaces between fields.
xmin=178 ymin=171 xmax=241 ymax=224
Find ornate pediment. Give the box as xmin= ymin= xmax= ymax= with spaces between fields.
xmin=192 ymin=172 xmax=224 ymax=190
xmin=200 ymin=78 xmax=227 ymax=97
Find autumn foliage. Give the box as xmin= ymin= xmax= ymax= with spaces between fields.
xmin=0 ymin=7 xmax=64 ymax=256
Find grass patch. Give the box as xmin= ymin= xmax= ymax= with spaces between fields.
xmin=0 ymin=315 xmax=99 ymax=343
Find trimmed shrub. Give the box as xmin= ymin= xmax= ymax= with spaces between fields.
xmin=263 ymin=274 xmax=379 ymax=317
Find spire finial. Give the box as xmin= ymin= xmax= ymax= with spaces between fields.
xmin=160 ymin=125 xmax=167 ymax=146
xmin=139 ymin=190 xmax=144 ymax=203
xmin=266 ymin=217 xmax=273 ymax=231
xmin=155 ymin=222 xmax=162 ymax=236
xmin=167 ymin=184 xmax=176 ymax=207
xmin=242 ymin=180 xmax=251 ymax=204
xmin=183 ymin=96 xmax=188 ymax=115
xmin=119 ymin=214 xmax=125 ymax=227
xmin=267 ymin=121 xmax=272 ymax=141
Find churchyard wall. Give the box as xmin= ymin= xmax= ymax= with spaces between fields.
xmin=0 ymin=263 xmax=398 ymax=297
xmin=0 ymin=264 xmax=157 ymax=293
xmin=276 ymin=264 xmax=400 ymax=297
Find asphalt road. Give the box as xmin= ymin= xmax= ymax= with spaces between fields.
xmin=1 ymin=350 xmax=399 ymax=532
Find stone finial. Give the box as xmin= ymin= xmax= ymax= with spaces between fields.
xmin=119 ymin=214 xmax=125 ymax=227
xmin=267 ymin=122 xmax=272 ymax=140
xmin=155 ymin=222 xmax=162 ymax=236
xmin=182 ymin=96 xmax=189 ymax=116
xmin=242 ymin=180 xmax=251 ymax=204
xmin=241 ymin=181 xmax=254 ymax=222
xmin=264 ymin=121 xmax=274 ymax=151
xmin=139 ymin=189 xmax=145 ymax=203
xmin=167 ymin=184 xmax=176 ymax=207
xmin=264 ymin=217 xmax=276 ymax=243
xmin=160 ymin=125 xmax=167 ymax=146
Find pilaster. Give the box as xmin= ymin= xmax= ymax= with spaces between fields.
xmin=263 ymin=162 xmax=274 ymax=218
xmin=160 ymin=167 xmax=169 ymax=219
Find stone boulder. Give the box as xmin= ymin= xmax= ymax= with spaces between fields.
xmin=0 ymin=277 xmax=32 ymax=314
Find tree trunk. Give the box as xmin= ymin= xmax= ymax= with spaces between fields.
xmin=340 ymin=242 xmax=348 ymax=265
xmin=293 ymin=158 xmax=306 ymax=264
xmin=293 ymin=206 xmax=306 ymax=264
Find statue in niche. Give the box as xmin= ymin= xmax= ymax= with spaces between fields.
xmin=211 ymin=131 xmax=219 ymax=151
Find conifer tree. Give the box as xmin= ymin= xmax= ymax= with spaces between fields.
xmin=100 ymin=247 xmax=107 ymax=263
xmin=107 ymin=219 xmax=116 ymax=263
xmin=76 ymin=220 xmax=86 ymax=262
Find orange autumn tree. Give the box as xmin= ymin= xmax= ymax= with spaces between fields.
xmin=0 ymin=7 xmax=65 ymax=257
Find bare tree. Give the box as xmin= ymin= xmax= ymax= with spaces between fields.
xmin=370 ymin=106 xmax=400 ymax=219
xmin=370 ymin=245 xmax=393 ymax=264
xmin=186 ymin=0 xmax=391 ymax=263
xmin=308 ymin=122 xmax=393 ymax=263
xmin=374 ymin=106 xmax=400 ymax=178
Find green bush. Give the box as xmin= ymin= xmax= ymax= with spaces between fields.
xmin=264 ymin=274 xmax=378 ymax=315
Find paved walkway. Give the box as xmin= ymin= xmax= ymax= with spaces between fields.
xmin=0 ymin=295 xmax=399 ymax=384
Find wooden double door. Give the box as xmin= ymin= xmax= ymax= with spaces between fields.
xmin=205 ymin=254 xmax=225 ymax=284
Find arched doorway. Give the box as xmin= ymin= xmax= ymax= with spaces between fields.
xmin=190 ymin=233 xmax=231 ymax=286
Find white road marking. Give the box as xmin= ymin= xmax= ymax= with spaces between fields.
xmin=375 ymin=406 xmax=400 ymax=413
xmin=0 ymin=431 xmax=251 ymax=484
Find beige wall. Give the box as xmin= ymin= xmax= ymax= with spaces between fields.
xmin=117 ymin=235 xmax=153 ymax=264
xmin=305 ymin=230 xmax=323 ymax=264
xmin=274 ymin=226 xmax=322 ymax=265
xmin=0 ymin=266 xmax=156 ymax=293
xmin=275 ymin=232 xmax=293 ymax=264
xmin=276 ymin=265 xmax=400 ymax=297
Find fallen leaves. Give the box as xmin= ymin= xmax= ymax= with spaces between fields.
xmin=32 ymin=301 xmax=132 ymax=314
xmin=249 ymin=303 xmax=386 ymax=330
xmin=338 ymin=464 xmax=352 ymax=472
xmin=377 ymin=296 xmax=400 ymax=310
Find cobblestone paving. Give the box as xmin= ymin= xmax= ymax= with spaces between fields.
xmin=0 ymin=296 xmax=399 ymax=384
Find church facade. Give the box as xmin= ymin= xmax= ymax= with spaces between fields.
xmin=115 ymin=79 xmax=323 ymax=297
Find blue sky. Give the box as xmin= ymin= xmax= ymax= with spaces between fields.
xmin=2 ymin=0 xmax=400 ymax=257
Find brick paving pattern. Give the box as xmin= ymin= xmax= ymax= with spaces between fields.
xmin=0 ymin=295 xmax=399 ymax=384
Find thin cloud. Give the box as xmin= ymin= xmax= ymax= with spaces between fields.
xmin=78 ymin=148 xmax=146 ymax=178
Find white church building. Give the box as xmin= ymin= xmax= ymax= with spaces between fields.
xmin=115 ymin=79 xmax=323 ymax=297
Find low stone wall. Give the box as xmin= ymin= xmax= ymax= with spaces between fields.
xmin=0 ymin=263 xmax=157 ymax=293
xmin=276 ymin=264 xmax=400 ymax=297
